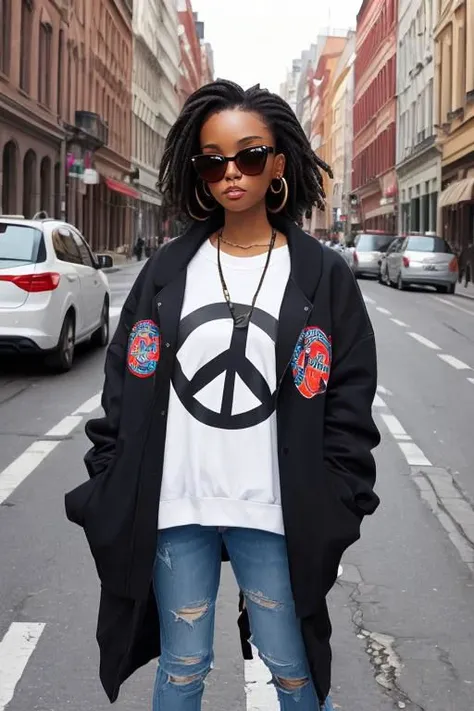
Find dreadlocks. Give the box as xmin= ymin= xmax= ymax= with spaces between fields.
xmin=158 ymin=79 xmax=333 ymax=223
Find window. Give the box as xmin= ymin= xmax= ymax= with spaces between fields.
xmin=0 ymin=0 xmax=11 ymax=75
xmin=52 ymin=228 xmax=82 ymax=264
xmin=38 ymin=21 xmax=53 ymax=106
xmin=406 ymin=235 xmax=452 ymax=253
xmin=71 ymin=229 xmax=95 ymax=267
xmin=57 ymin=29 xmax=64 ymax=113
xmin=0 ymin=224 xmax=43 ymax=266
xmin=20 ymin=0 xmax=33 ymax=92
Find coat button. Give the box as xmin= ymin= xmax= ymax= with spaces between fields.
xmin=304 ymin=306 xmax=309 ymax=312
xmin=160 ymin=410 xmax=166 ymax=417
xmin=165 ymin=342 xmax=170 ymax=348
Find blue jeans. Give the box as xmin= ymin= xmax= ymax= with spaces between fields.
xmin=152 ymin=525 xmax=334 ymax=711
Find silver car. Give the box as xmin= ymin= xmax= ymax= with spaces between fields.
xmin=353 ymin=233 xmax=396 ymax=277
xmin=384 ymin=234 xmax=458 ymax=293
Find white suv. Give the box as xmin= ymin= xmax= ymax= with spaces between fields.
xmin=0 ymin=215 xmax=112 ymax=371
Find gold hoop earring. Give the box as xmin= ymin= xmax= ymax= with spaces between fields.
xmin=267 ymin=176 xmax=288 ymax=213
xmin=202 ymin=181 xmax=212 ymax=198
xmin=186 ymin=203 xmax=209 ymax=221
xmin=270 ymin=177 xmax=284 ymax=195
xmin=195 ymin=183 xmax=216 ymax=213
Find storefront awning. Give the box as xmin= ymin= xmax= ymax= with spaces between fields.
xmin=105 ymin=177 xmax=140 ymax=199
xmin=439 ymin=178 xmax=474 ymax=207
xmin=364 ymin=203 xmax=395 ymax=219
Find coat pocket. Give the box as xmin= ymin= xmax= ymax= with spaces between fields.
xmin=65 ymin=466 xmax=110 ymax=528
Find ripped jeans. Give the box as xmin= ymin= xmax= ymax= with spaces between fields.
xmin=152 ymin=525 xmax=334 ymax=711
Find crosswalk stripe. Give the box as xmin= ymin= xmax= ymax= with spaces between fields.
xmin=0 ymin=622 xmax=45 ymax=710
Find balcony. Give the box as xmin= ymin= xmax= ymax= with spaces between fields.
xmin=65 ymin=112 xmax=109 ymax=152
xmin=74 ymin=111 xmax=109 ymax=148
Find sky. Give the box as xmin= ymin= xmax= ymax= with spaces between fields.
xmin=192 ymin=0 xmax=361 ymax=93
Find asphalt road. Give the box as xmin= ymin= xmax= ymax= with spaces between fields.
xmin=0 ymin=262 xmax=474 ymax=711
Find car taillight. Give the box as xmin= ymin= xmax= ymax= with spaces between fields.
xmin=353 ymin=251 xmax=359 ymax=265
xmin=402 ymin=256 xmax=410 ymax=268
xmin=0 ymin=272 xmax=61 ymax=292
xmin=448 ymin=256 xmax=458 ymax=272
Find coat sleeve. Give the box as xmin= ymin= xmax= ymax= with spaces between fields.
xmin=324 ymin=255 xmax=381 ymax=518
xmin=84 ymin=260 xmax=152 ymax=479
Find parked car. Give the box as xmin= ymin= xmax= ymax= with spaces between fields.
xmin=378 ymin=237 xmax=403 ymax=284
xmin=382 ymin=233 xmax=458 ymax=292
xmin=353 ymin=232 xmax=396 ymax=278
xmin=0 ymin=215 xmax=113 ymax=371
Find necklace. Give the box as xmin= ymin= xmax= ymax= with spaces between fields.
xmin=219 ymin=236 xmax=272 ymax=250
xmin=216 ymin=227 xmax=277 ymax=330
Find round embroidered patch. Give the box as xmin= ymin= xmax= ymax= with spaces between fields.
xmin=291 ymin=326 xmax=332 ymax=399
xmin=127 ymin=319 xmax=161 ymax=378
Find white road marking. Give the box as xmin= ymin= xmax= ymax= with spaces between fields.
xmin=45 ymin=415 xmax=83 ymax=438
xmin=0 ymin=441 xmax=60 ymax=505
xmin=438 ymin=354 xmax=471 ymax=371
xmin=110 ymin=306 xmax=122 ymax=317
xmin=363 ymin=295 xmax=375 ymax=304
xmin=435 ymin=297 xmax=474 ymax=316
xmin=72 ymin=392 xmax=102 ymax=415
xmin=408 ymin=332 xmax=441 ymax=350
xmin=373 ymin=394 xmax=387 ymax=408
xmin=377 ymin=385 xmax=392 ymax=396
xmin=245 ymin=646 xmax=278 ymax=710
xmin=0 ymin=622 xmax=45 ymax=710
xmin=391 ymin=318 xmax=409 ymax=327
xmin=380 ymin=413 xmax=408 ymax=438
xmin=468 ymin=378 xmax=474 ymax=385
xmin=398 ymin=442 xmax=432 ymax=467
xmin=376 ymin=307 xmax=391 ymax=315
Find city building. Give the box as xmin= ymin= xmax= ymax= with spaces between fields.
xmin=435 ymin=0 xmax=474 ymax=284
xmin=0 ymin=0 xmax=66 ymax=218
xmin=177 ymin=0 xmax=202 ymax=105
xmin=60 ymin=0 xmax=135 ymax=253
xmin=200 ymin=41 xmax=214 ymax=85
xmin=330 ymin=32 xmax=356 ymax=237
xmin=396 ymin=0 xmax=440 ymax=234
xmin=280 ymin=59 xmax=303 ymax=115
xmin=307 ymin=35 xmax=347 ymax=234
xmin=352 ymin=0 xmax=398 ymax=232
xmin=132 ymin=0 xmax=180 ymax=246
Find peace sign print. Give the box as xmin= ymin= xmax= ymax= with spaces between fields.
xmin=172 ymin=303 xmax=278 ymax=429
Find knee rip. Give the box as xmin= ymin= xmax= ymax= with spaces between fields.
xmin=172 ymin=602 xmax=209 ymax=626
xmin=169 ymin=672 xmax=202 ymax=686
xmin=276 ymin=676 xmax=309 ymax=692
xmin=244 ymin=589 xmax=281 ymax=610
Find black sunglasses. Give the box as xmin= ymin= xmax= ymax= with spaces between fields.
xmin=191 ymin=145 xmax=275 ymax=183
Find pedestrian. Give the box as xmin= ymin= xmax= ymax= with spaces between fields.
xmin=65 ymin=79 xmax=380 ymax=711
xmin=134 ymin=236 xmax=144 ymax=261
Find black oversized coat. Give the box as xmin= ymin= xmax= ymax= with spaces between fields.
xmin=65 ymin=216 xmax=380 ymax=706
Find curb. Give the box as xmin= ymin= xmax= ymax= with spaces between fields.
xmin=103 ymin=260 xmax=146 ymax=274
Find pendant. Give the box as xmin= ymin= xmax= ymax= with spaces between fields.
xmin=233 ymin=312 xmax=250 ymax=329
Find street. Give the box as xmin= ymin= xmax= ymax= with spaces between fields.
xmin=1 ymin=262 xmax=474 ymax=711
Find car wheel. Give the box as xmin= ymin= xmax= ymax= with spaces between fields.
xmin=397 ymin=274 xmax=406 ymax=291
xmin=448 ymin=282 xmax=456 ymax=295
xmin=47 ymin=313 xmax=75 ymax=372
xmin=91 ymin=299 xmax=110 ymax=348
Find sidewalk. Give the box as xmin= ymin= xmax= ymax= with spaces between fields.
xmin=455 ymin=280 xmax=474 ymax=300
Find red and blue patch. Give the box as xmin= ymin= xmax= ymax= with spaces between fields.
xmin=127 ymin=319 xmax=161 ymax=378
xmin=291 ymin=326 xmax=332 ymax=399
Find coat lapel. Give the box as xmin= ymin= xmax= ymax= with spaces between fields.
xmin=275 ymin=219 xmax=324 ymax=388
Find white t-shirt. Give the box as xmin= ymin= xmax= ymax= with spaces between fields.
xmin=158 ymin=239 xmax=291 ymax=535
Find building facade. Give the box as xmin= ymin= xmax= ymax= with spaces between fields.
xmin=0 ymin=0 xmax=66 ymax=219
xmin=308 ymin=35 xmax=347 ymax=234
xmin=353 ymin=0 xmax=398 ymax=232
xmin=200 ymin=41 xmax=214 ymax=85
xmin=132 ymin=0 xmax=180 ymax=247
xmin=330 ymin=32 xmax=356 ymax=237
xmin=396 ymin=0 xmax=440 ymax=234
xmin=435 ymin=0 xmax=474 ymax=284
xmin=177 ymin=0 xmax=202 ymax=105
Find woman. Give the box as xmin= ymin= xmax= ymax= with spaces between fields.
xmin=65 ymin=80 xmax=380 ymax=710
